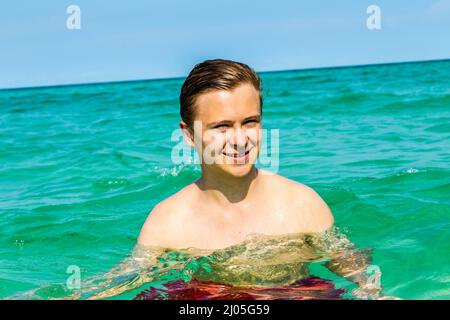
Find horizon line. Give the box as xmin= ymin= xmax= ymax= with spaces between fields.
xmin=1 ymin=57 xmax=449 ymax=92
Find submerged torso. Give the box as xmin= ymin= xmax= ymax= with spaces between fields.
xmin=136 ymin=230 xmax=345 ymax=288
xmin=187 ymin=234 xmax=317 ymax=286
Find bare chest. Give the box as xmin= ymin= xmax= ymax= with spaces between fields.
xmin=183 ymin=200 xmax=302 ymax=250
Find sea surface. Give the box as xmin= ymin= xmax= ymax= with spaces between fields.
xmin=1 ymin=59 xmax=449 ymax=299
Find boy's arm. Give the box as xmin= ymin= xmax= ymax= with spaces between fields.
xmin=322 ymin=242 xmax=384 ymax=299
xmin=304 ymin=188 xmax=396 ymax=299
xmin=71 ymin=244 xmax=164 ymax=300
xmin=75 ymin=204 xmax=175 ymax=300
xmin=314 ymin=226 xmax=399 ymax=299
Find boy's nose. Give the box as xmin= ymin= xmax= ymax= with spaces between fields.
xmin=229 ymin=128 xmax=247 ymax=147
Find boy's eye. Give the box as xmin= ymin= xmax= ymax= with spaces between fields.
xmin=212 ymin=119 xmax=259 ymax=130
xmin=214 ymin=125 xmax=229 ymax=129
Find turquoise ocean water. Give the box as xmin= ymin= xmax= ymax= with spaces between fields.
xmin=1 ymin=60 xmax=449 ymax=299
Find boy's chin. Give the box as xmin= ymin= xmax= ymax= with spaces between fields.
xmin=219 ymin=163 xmax=255 ymax=177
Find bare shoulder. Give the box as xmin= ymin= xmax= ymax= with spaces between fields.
xmin=259 ymin=169 xmax=334 ymax=233
xmin=137 ymin=184 xmax=196 ymax=248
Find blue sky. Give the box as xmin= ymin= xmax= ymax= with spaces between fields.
xmin=1 ymin=0 xmax=450 ymax=89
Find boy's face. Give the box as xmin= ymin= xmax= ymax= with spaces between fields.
xmin=184 ymin=82 xmax=262 ymax=177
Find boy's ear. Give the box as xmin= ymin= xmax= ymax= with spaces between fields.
xmin=179 ymin=121 xmax=195 ymax=147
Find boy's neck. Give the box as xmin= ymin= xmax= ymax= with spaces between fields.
xmin=196 ymin=167 xmax=259 ymax=205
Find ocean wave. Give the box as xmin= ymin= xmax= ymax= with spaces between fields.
xmin=342 ymin=159 xmax=402 ymax=168
xmin=94 ymin=178 xmax=132 ymax=189
xmin=374 ymin=94 xmax=450 ymax=113
xmin=352 ymin=167 xmax=448 ymax=186
xmin=329 ymin=92 xmax=370 ymax=104
xmin=22 ymin=163 xmax=200 ymax=212
xmin=424 ymin=122 xmax=450 ymax=133
xmin=289 ymin=74 xmax=318 ymax=81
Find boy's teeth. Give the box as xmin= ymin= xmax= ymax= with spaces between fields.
xmin=223 ymin=149 xmax=249 ymax=157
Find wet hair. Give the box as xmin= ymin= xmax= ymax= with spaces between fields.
xmin=179 ymin=59 xmax=263 ymax=129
